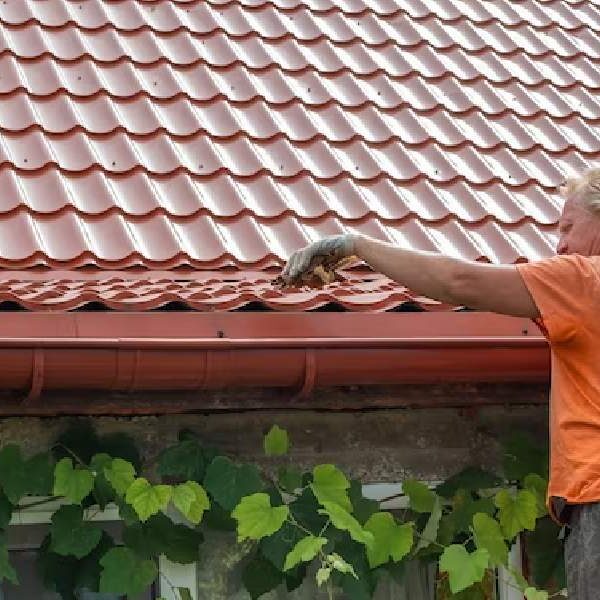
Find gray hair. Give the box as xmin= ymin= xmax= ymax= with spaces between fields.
xmin=561 ymin=168 xmax=600 ymax=214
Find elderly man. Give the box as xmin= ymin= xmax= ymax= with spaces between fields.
xmin=280 ymin=168 xmax=600 ymax=598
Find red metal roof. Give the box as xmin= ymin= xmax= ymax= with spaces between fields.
xmin=0 ymin=0 xmax=598 ymax=312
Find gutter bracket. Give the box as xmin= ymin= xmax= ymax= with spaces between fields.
xmin=290 ymin=349 xmax=316 ymax=402
xmin=23 ymin=348 xmax=44 ymax=404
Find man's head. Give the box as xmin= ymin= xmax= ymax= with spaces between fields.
xmin=556 ymin=168 xmax=600 ymax=256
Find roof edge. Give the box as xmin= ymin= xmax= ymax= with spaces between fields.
xmin=0 ymin=312 xmax=549 ymax=414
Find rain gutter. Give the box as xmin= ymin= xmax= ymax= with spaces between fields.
xmin=0 ymin=312 xmax=549 ymax=408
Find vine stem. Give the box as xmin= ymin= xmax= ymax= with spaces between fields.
xmin=51 ymin=443 xmax=87 ymax=468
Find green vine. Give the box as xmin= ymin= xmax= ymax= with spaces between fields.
xmin=0 ymin=422 xmax=566 ymax=600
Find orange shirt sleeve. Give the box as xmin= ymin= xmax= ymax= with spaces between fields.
xmin=516 ymin=254 xmax=598 ymax=344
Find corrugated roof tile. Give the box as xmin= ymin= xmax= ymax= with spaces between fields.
xmin=0 ymin=0 xmax=597 ymax=311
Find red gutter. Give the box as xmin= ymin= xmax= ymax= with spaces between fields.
xmin=0 ymin=312 xmax=549 ymax=410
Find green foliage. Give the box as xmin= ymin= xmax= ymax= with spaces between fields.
xmin=0 ymin=445 xmax=53 ymax=504
xmin=414 ymin=496 xmax=442 ymax=553
xmin=125 ymin=478 xmax=172 ymax=522
xmin=49 ymin=505 xmax=102 ymax=559
xmin=318 ymin=501 xmax=374 ymax=548
xmin=103 ymin=457 xmax=136 ymax=496
xmin=363 ymin=512 xmax=413 ymax=568
xmin=173 ymin=481 xmax=210 ymax=524
xmin=242 ymin=553 xmax=284 ymax=599
xmin=53 ymin=458 xmax=94 ymax=504
xmin=524 ymin=474 xmax=548 ymax=518
xmin=0 ymin=492 xmax=13 ymax=529
xmin=204 ymin=456 xmax=263 ymax=511
xmin=157 ymin=439 xmax=209 ymax=483
xmin=264 ymin=425 xmax=289 ymax=456
xmin=472 ymin=512 xmax=508 ymax=566
xmin=495 ymin=489 xmax=537 ymax=539
xmin=524 ymin=516 xmax=565 ymax=588
xmin=277 ymin=466 xmax=303 ymax=493
xmin=232 ymin=493 xmax=289 ymax=542
xmin=502 ymin=432 xmax=548 ymax=482
xmin=525 ymin=588 xmax=549 ymax=600
xmin=310 ymin=464 xmax=352 ymax=511
xmin=99 ymin=547 xmax=157 ymax=597
xmin=403 ymin=479 xmax=436 ymax=513
xmin=283 ymin=535 xmax=327 ymax=570
xmin=0 ymin=535 xmax=17 ymax=585
xmin=123 ymin=512 xmax=203 ymax=564
xmin=436 ymin=467 xmax=502 ymax=498
xmin=0 ymin=423 xmax=557 ymax=600
xmin=439 ymin=545 xmax=490 ymax=594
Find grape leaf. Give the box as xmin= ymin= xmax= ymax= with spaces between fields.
xmin=73 ymin=531 xmax=115 ymax=594
xmin=103 ymin=457 xmax=136 ymax=497
xmin=204 ymin=457 xmax=263 ymax=511
xmin=348 ymin=479 xmax=378 ymax=525
xmin=283 ymin=535 xmax=327 ymax=571
xmin=173 ymin=481 xmax=210 ymax=525
xmin=318 ymin=502 xmax=374 ymax=548
xmin=157 ymin=440 xmax=207 ymax=483
xmin=36 ymin=534 xmax=79 ymax=600
xmin=523 ymin=474 xmax=548 ymax=518
xmin=472 ymin=513 xmax=508 ymax=566
xmin=260 ymin=521 xmax=304 ymax=570
xmin=502 ymin=432 xmax=548 ymax=482
xmin=53 ymin=458 xmax=94 ymax=504
xmin=524 ymin=516 xmax=563 ymax=588
xmin=232 ymin=493 xmax=289 ymax=542
xmin=0 ymin=535 xmax=17 ymax=585
xmin=415 ymin=496 xmax=442 ymax=553
xmin=99 ymin=547 xmax=157 ymax=597
xmin=264 ymin=425 xmax=289 ymax=456
xmin=89 ymin=453 xmax=114 ymax=509
xmin=0 ymin=446 xmax=53 ymax=504
xmin=125 ymin=478 xmax=172 ymax=522
xmin=328 ymin=552 xmax=358 ymax=578
xmin=242 ymin=554 xmax=284 ymax=600
xmin=363 ymin=512 xmax=413 ymax=568
xmin=439 ymin=545 xmax=490 ymax=594
xmin=450 ymin=489 xmax=495 ymax=534
xmin=403 ymin=479 xmax=436 ymax=513
xmin=49 ymin=505 xmax=102 ymax=559
xmin=436 ymin=467 xmax=502 ymax=499
xmin=525 ymin=587 xmax=549 ymax=600
xmin=310 ymin=464 xmax=352 ymax=512
xmin=494 ymin=489 xmax=537 ymax=539
xmin=123 ymin=512 xmax=203 ymax=564
xmin=0 ymin=491 xmax=13 ymax=529
xmin=277 ymin=466 xmax=303 ymax=493
xmin=290 ymin=488 xmax=328 ymax=535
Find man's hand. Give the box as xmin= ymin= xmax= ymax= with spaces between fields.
xmin=276 ymin=234 xmax=360 ymax=288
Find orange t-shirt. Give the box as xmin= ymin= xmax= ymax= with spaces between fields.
xmin=516 ymin=254 xmax=600 ymax=524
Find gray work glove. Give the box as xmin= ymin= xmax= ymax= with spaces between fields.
xmin=277 ymin=234 xmax=360 ymax=288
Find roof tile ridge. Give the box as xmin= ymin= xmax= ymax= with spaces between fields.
xmin=1 ymin=26 xmax=598 ymax=64
xmin=0 ymin=190 xmax=558 ymax=228
xmin=3 ymin=122 xmax=598 ymax=157
xmin=2 ymin=52 xmax=599 ymax=91
xmin=0 ymin=162 xmax=579 ymax=189
xmin=2 ymin=5 xmax=594 ymax=34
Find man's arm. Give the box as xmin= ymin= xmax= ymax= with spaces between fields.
xmin=354 ymin=235 xmax=540 ymax=319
